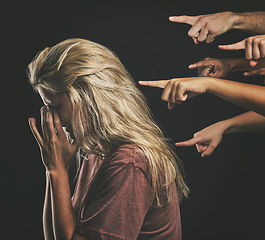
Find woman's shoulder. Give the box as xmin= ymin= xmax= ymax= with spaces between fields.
xmin=107 ymin=144 xmax=147 ymax=171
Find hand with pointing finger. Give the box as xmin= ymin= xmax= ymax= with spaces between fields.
xmin=219 ymin=35 xmax=265 ymax=67
xmin=169 ymin=11 xmax=237 ymax=44
xmin=189 ymin=58 xmax=231 ymax=78
xmin=175 ymin=121 xmax=227 ymax=157
xmin=139 ymin=77 xmax=210 ymax=109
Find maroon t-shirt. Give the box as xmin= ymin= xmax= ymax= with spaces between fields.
xmin=72 ymin=144 xmax=182 ymax=239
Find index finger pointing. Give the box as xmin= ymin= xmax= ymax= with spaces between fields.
xmin=169 ymin=15 xmax=198 ymax=25
xmin=218 ymin=39 xmax=246 ymax=51
xmin=138 ymin=80 xmax=169 ymax=89
xmin=175 ymin=137 xmax=200 ymax=147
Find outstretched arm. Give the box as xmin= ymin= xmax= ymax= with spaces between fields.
xmin=139 ymin=77 xmax=265 ymax=117
xmin=188 ymin=57 xmax=265 ymax=78
xmin=175 ymin=111 xmax=265 ymax=157
xmin=169 ymin=11 xmax=265 ymax=44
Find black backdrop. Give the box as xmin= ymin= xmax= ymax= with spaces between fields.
xmin=7 ymin=0 xmax=265 ymax=239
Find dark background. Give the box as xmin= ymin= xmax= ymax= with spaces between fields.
xmin=5 ymin=0 xmax=265 ymax=239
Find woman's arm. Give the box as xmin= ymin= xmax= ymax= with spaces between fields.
xmin=43 ymin=172 xmax=55 ymax=240
xmin=225 ymin=111 xmax=265 ymax=133
xmin=175 ymin=111 xmax=265 ymax=157
xmin=207 ymin=78 xmax=265 ymax=117
xmin=139 ymin=77 xmax=265 ymax=117
xmin=28 ymin=107 xmax=79 ymax=240
xmin=48 ymin=169 xmax=77 ymax=240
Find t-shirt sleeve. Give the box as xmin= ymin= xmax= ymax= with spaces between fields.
xmin=74 ymin=150 xmax=151 ymax=239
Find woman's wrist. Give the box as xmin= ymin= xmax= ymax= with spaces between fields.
xmin=220 ymin=119 xmax=235 ymax=135
xmin=46 ymin=167 xmax=69 ymax=178
xmin=205 ymin=77 xmax=217 ymax=94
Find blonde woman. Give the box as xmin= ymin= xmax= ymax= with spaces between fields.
xmin=28 ymin=38 xmax=189 ymax=240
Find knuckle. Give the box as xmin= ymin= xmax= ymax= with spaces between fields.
xmin=199 ymin=17 xmax=207 ymax=24
xmin=259 ymin=39 xmax=265 ymax=46
xmin=54 ymin=119 xmax=60 ymax=125
xmin=178 ymin=82 xmax=184 ymax=89
xmin=173 ymin=80 xmax=178 ymax=87
xmin=253 ymin=38 xmax=260 ymax=44
xmin=188 ymin=30 xmax=194 ymax=37
xmin=166 ymin=80 xmax=173 ymax=88
xmin=161 ymin=95 xmax=166 ymax=101
xmin=211 ymin=143 xmax=217 ymax=148
xmin=246 ymin=38 xmax=253 ymax=45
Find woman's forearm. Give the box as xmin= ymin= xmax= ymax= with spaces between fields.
xmin=43 ymin=171 xmax=55 ymax=240
xmin=207 ymin=78 xmax=265 ymax=117
xmin=227 ymin=58 xmax=265 ymax=73
xmin=49 ymin=169 xmax=77 ymax=240
xmin=223 ymin=111 xmax=265 ymax=134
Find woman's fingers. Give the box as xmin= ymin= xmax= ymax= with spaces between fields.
xmin=41 ymin=106 xmax=58 ymax=141
xmin=41 ymin=106 xmax=48 ymax=140
xmin=52 ymin=109 xmax=65 ymax=139
xmin=46 ymin=107 xmax=57 ymax=137
xmin=28 ymin=118 xmax=44 ymax=148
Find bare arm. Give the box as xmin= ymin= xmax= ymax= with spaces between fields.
xmin=225 ymin=111 xmax=265 ymax=133
xmin=139 ymin=77 xmax=265 ymax=117
xmin=43 ymin=172 xmax=55 ymax=240
xmin=189 ymin=57 xmax=265 ymax=78
xmin=207 ymin=78 xmax=265 ymax=117
xmin=49 ymin=169 xmax=77 ymax=240
xmin=233 ymin=12 xmax=265 ymax=34
xmin=175 ymin=111 xmax=265 ymax=157
xmin=28 ymin=107 xmax=81 ymax=240
xmin=169 ymin=11 xmax=265 ymax=44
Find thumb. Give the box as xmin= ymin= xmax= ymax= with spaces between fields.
xmin=250 ymin=60 xmax=258 ymax=67
xmin=218 ymin=39 xmax=246 ymax=51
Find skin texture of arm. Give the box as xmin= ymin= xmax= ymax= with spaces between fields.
xmin=232 ymin=12 xmax=265 ymax=34
xmin=49 ymin=168 xmax=77 ymax=240
xmin=169 ymin=11 xmax=265 ymax=44
xmin=207 ymin=78 xmax=265 ymax=117
xmin=139 ymin=77 xmax=265 ymax=117
xmin=43 ymin=172 xmax=55 ymax=240
xmin=175 ymin=111 xmax=265 ymax=157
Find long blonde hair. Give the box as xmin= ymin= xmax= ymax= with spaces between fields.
xmin=28 ymin=38 xmax=189 ymax=205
